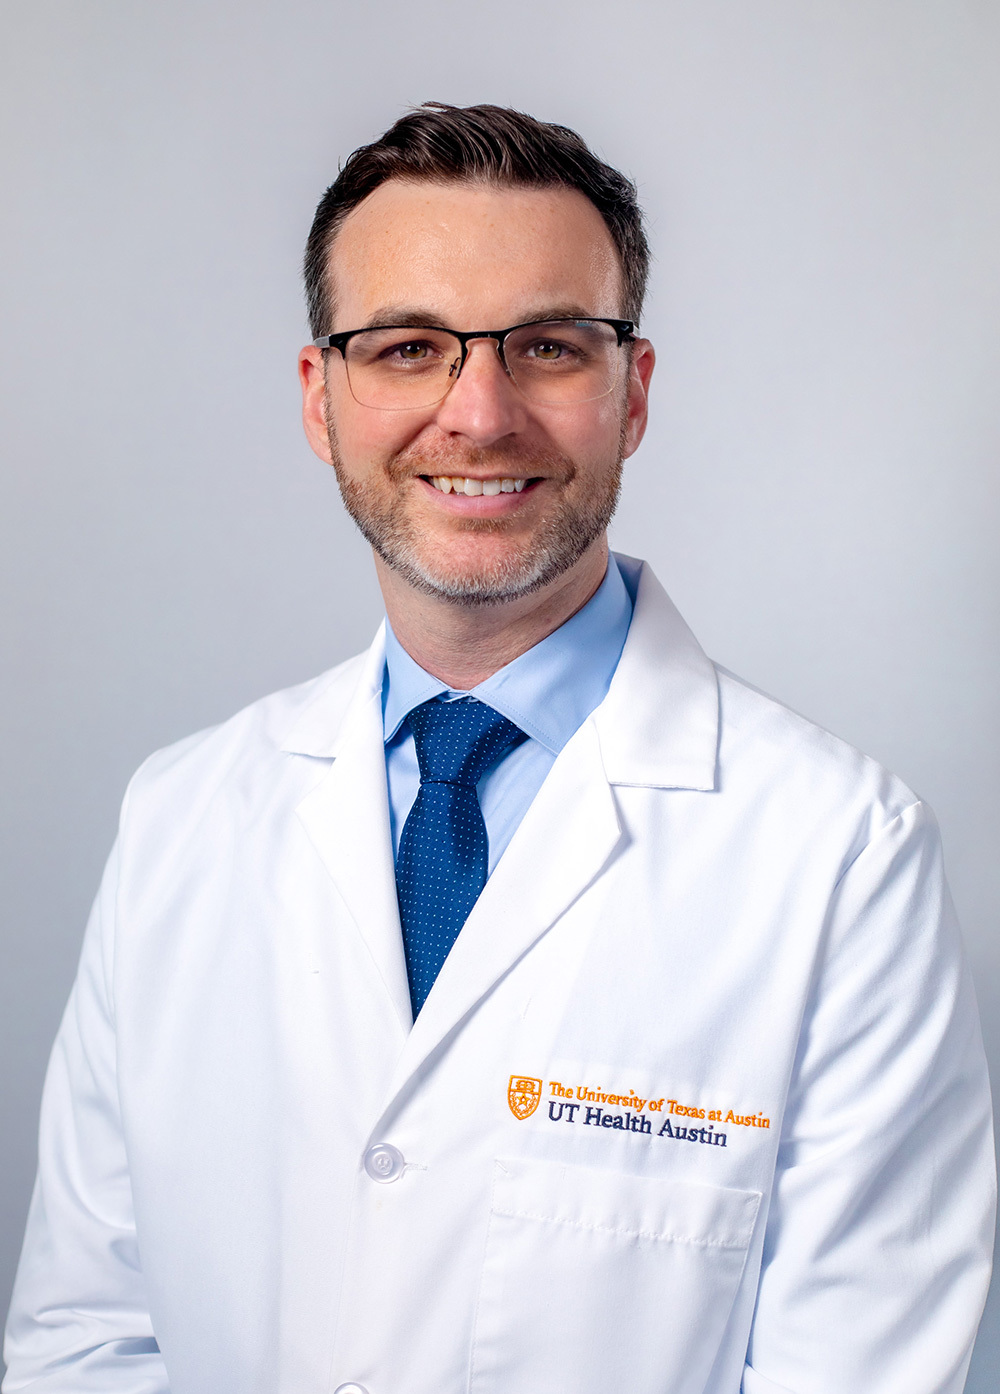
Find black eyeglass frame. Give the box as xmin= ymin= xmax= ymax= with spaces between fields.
xmin=313 ymin=317 xmax=636 ymax=388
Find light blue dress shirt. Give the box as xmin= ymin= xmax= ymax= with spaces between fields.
xmin=382 ymin=553 xmax=636 ymax=874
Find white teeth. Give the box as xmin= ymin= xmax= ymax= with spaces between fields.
xmin=430 ymin=475 xmax=529 ymax=494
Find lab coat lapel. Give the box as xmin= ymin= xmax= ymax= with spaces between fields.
xmin=385 ymin=718 xmax=622 ymax=1091
xmin=286 ymin=631 xmax=413 ymax=1034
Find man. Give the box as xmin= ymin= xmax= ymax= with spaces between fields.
xmin=3 ymin=103 xmax=994 ymax=1394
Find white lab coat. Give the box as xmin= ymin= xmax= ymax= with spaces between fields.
xmin=4 ymin=560 xmax=994 ymax=1394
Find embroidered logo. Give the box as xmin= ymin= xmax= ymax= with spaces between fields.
xmin=508 ymin=1075 xmax=543 ymax=1120
xmin=512 ymin=1072 xmax=772 ymax=1151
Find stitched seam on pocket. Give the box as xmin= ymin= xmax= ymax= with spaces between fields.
xmin=468 ymin=1165 xmax=508 ymax=1393
xmin=491 ymin=1206 xmax=752 ymax=1250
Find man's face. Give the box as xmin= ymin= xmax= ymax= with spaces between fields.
xmin=299 ymin=179 xmax=653 ymax=604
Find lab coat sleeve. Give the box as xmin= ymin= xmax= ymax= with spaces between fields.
xmin=742 ymin=800 xmax=995 ymax=1394
xmin=2 ymin=839 xmax=168 ymax=1393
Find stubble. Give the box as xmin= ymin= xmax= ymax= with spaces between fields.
xmin=324 ymin=405 xmax=626 ymax=607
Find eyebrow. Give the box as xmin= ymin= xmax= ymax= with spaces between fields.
xmin=358 ymin=304 xmax=606 ymax=332
xmin=361 ymin=308 xmax=448 ymax=330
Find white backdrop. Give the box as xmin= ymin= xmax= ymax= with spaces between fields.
xmin=1 ymin=2 xmax=997 ymax=1385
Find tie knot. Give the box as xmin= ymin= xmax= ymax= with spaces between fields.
xmin=407 ymin=696 xmax=526 ymax=788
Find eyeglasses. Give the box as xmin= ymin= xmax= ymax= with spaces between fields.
xmin=313 ymin=317 xmax=635 ymax=410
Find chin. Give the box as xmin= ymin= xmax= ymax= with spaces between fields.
xmin=377 ymin=540 xmax=563 ymax=606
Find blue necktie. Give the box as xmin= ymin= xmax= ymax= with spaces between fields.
xmin=396 ymin=696 xmax=527 ymax=1016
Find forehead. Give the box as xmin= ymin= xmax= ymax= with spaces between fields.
xmin=326 ymin=179 xmax=624 ymax=329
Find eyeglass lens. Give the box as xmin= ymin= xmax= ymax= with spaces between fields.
xmin=342 ymin=321 xmax=623 ymax=410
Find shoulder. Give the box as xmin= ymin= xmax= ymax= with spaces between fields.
xmin=121 ymin=648 xmax=373 ymax=818
xmin=608 ymin=560 xmax=920 ymax=838
xmin=712 ymin=662 xmax=923 ymax=852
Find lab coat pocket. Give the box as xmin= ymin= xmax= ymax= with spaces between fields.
xmin=469 ymin=1156 xmax=760 ymax=1394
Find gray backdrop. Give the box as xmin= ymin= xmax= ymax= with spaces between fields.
xmin=1 ymin=1 xmax=997 ymax=1385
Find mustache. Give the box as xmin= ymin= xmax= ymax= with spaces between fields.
xmin=385 ymin=441 xmax=577 ymax=481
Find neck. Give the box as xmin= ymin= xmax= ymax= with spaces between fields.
xmin=376 ymin=539 xmax=610 ymax=689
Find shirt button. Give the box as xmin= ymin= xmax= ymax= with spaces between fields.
xmin=334 ymin=1385 xmax=369 ymax=1394
xmin=363 ymin=1142 xmax=405 ymax=1183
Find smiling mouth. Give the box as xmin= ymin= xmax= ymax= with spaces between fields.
xmin=425 ymin=475 xmax=536 ymax=496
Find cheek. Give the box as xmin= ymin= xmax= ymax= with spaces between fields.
xmin=544 ymin=396 xmax=625 ymax=467
xmin=327 ymin=390 xmax=422 ymax=467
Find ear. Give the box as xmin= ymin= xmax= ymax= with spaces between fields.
xmin=298 ymin=344 xmax=334 ymax=465
xmin=621 ymin=338 xmax=655 ymax=460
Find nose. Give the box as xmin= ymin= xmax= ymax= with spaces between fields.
xmin=432 ymin=336 xmax=528 ymax=446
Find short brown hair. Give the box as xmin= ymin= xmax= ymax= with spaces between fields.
xmin=304 ymin=102 xmax=649 ymax=337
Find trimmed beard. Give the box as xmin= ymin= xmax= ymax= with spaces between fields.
xmin=324 ymin=409 xmax=626 ymax=607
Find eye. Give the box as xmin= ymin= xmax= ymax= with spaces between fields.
xmin=528 ymin=339 xmax=566 ymax=361
xmin=372 ymin=336 xmax=450 ymax=371
xmin=393 ymin=340 xmax=432 ymax=361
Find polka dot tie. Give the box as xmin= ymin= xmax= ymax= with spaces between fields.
xmin=396 ymin=696 xmax=527 ymax=1016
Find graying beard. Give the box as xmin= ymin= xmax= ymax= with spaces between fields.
xmin=324 ymin=399 xmax=625 ymax=607
xmin=370 ymin=509 xmax=609 ymax=607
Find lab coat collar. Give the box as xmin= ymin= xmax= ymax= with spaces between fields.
xmin=594 ymin=555 xmax=719 ymax=793
xmin=280 ymin=558 xmax=719 ymax=794
xmin=279 ymin=622 xmax=388 ymax=761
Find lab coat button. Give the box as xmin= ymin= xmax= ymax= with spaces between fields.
xmin=363 ymin=1142 xmax=405 ymax=1182
xmin=333 ymin=1385 xmax=368 ymax=1394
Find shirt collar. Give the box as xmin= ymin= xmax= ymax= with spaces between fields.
xmin=382 ymin=553 xmax=634 ymax=755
